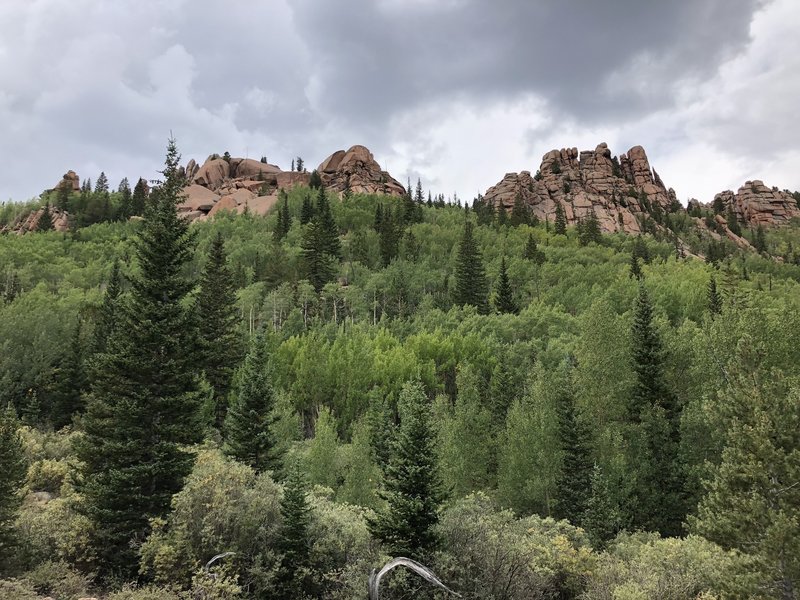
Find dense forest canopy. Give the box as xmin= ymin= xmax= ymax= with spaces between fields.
xmin=1 ymin=141 xmax=800 ymax=599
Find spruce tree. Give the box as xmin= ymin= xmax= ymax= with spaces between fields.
xmin=117 ymin=177 xmax=132 ymax=220
xmin=197 ymin=232 xmax=243 ymax=428
xmin=725 ymin=207 xmax=742 ymax=236
xmin=510 ymin=193 xmax=530 ymax=226
xmin=308 ymin=169 xmax=322 ymax=189
xmin=38 ymin=202 xmax=54 ymax=231
xmin=49 ymin=319 xmax=88 ymax=429
xmin=554 ymin=201 xmax=567 ymax=235
xmin=754 ymin=225 xmax=768 ymax=254
xmin=302 ymin=218 xmax=336 ymax=293
xmin=582 ymin=464 xmax=624 ymax=549
xmin=131 ymin=177 xmax=148 ymax=216
xmin=493 ymin=257 xmax=517 ymax=314
xmin=554 ymin=371 xmax=592 ymax=525
xmin=373 ymin=203 xmax=384 ymax=231
xmin=91 ymin=260 xmax=122 ymax=356
xmin=524 ymin=233 xmax=545 ymax=265
xmin=276 ymin=463 xmax=313 ymax=600
xmin=224 ymin=334 xmax=280 ymax=473
xmin=315 ymin=187 xmax=341 ymax=258
xmin=708 ymin=275 xmax=723 ymax=316
xmin=629 ymin=254 xmax=643 ymax=280
xmin=579 ymin=209 xmax=601 ymax=245
xmin=628 ymin=283 xmax=683 ymax=536
xmin=75 ymin=138 xmax=204 ymax=578
xmin=369 ymin=381 xmax=444 ymax=562
xmin=56 ymin=179 xmax=71 ymax=212
xmin=378 ymin=210 xmax=400 ymax=267
xmin=0 ymin=405 xmax=26 ymax=571
xmin=300 ymin=193 xmax=315 ymax=224
xmin=453 ymin=220 xmax=489 ymax=313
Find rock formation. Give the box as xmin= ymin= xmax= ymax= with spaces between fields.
xmin=4 ymin=206 xmax=71 ymax=234
xmin=317 ymin=145 xmax=405 ymax=197
xmin=483 ymin=143 xmax=679 ymax=235
xmin=712 ymin=181 xmax=800 ymax=228
xmin=50 ymin=170 xmax=80 ymax=193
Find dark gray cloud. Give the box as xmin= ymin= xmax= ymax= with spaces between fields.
xmin=0 ymin=0 xmax=796 ymax=205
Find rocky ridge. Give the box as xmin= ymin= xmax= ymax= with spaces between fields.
xmin=712 ymin=181 xmax=800 ymax=228
xmin=317 ymin=145 xmax=405 ymax=196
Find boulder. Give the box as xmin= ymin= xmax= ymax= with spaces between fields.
xmin=277 ymin=171 xmax=311 ymax=190
xmin=230 ymin=158 xmax=280 ymax=182
xmin=317 ymin=145 xmax=405 ymax=196
xmin=178 ymin=184 xmax=220 ymax=212
xmin=207 ymin=194 xmax=238 ymax=217
xmin=714 ymin=180 xmax=800 ymax=227
xmin=192 ymin=158 xmax=230 ymax=188
xmin=51 ymin=170 xmax=80 ymax=192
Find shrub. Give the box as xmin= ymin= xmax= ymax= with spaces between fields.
xmin=23 ymin=560 xmax=91 ymax=600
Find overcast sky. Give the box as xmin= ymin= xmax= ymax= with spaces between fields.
xmin=1 ymin=0 xmax=798 ymax=204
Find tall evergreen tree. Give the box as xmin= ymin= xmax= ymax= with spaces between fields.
xmin=628 ymin=283 xmax=683 ymax=536
xmin=725 ymin=207 xmax=742 ymax=236
xmin=197 ymin=232 xmax=243 ymax=428
xmin=49 ymin=319 xmax=88 ymax=429
xmin=582 ymin=464 xmax=624 ymax=549
xmin=629 ymin=254 xmax=643 ymax=280
xmin=554 ymin=370 xmax=592 ymax=525
xmin=379 ymin=210 xmax=400 ymax=267
xmin=56 ymin=179 xmax=71 ymax=212
xmin=524 ymin=233 xmax=546 ymax=265
xmin=91 ymin=260 xmax=122 ymax=357
xmin=117 ymin=177 xmax=132 ymax=221
xmin=369 ymin=381 xmax=444 ymax=562
xmin=38 ymin=202 xmax=54 ymax=231
xmin=453 ymin=220 xmax=489 ymax=313
xmin=315 ymin=187 xmax=341 ymax=258
xmin=510 ymin=193 xmax=530 ymax=226
xmin=754 ymin=225 xmax=768 ymax=254
xmin=131 ymin=178 xmax=148 ymax=216
xmin=302 ymin=218 xmax=336 ymax=293
xmin=708 ymin=275 xmax=723 ymax=316
xmin=415 ymin=178 xmax=424 ymax=204
xmin=276 ymin=463 xmax=313 ymax=600
xmin=579 ymin=209 xmax=601 ymax=245
xmin=0 ymin=405 xmax=26 ymax=572
xmin=224 ymin=334 xmax=280 ymax=473
xmin=495 ymin=202 xmax=508 ymax=228
xmin=554 ymin=201 xmax=567 ymax=235
xmin=75 ymin=138 xmax=204 ymax=578
xmin=493 ymin=257 xmax=517 ymax=314
xmin=300 ymin=193 xmax=315 ymax=224
xmin=373 ymin=203 xmax=384 ymax=231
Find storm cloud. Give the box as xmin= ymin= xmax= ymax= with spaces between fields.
xmin=0 ymin=0 xmax=796 ymax=204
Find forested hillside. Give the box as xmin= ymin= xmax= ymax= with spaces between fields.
xmin=1 ymin=141 xmax=800 ymax=599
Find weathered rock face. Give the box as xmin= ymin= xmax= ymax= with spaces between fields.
xmin=4 ymin=206 xmax=71 ymax=234
xmin=713 ymin=181 xmax=800 ymax=227
xmin=51 ymin=170 xmax=80 ymax=193
xmin=483 ymin=143 xmax=679 ymax=234
xmin=317 ymin=145 xmax=406 ymax=196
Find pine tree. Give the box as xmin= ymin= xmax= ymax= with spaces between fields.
xmin=754 ymin=225 xmax=768 ymax=254
xmin=308 ymin=169 xmax=322 ymax=189
xmin=302 ymin=218 xmax=336 ymax=293
xmin=629 ymin=254 xmax=643 ymax=280
xmin=579 ymin=209 xmax=601 ymax=245
xmin=415 ymin=178 xmax=424 ymax=204
xmin=56 ymin=178 xmax=72 ymax=212
xmin=510 ymin=193 xmax=530 ymax=226
xmin=224 ymin=334 xmax=280 ymax=473
xmin=315 ymin=187 xmax=341 ymax=258
xmin=280 ymin=192 xmax=292 ymax=237
xmin=300 ymin=193 xmax=315 ymax=224
xmin=725 ymin=207 xmax=742 ymax=236
xmin=49 ymin=319 xmax=88 ymax=429
xmin=373 ymin=203 xmax=384 ymax=231
xmin=708 ymin=275 xmax=723 ymax=316
xmin=554 ymin=201 xmax=567 ymax=235
xmin=38 ymin=202 xmax=54 ymax=231
xmin=197 ymin=232 xmax=243 ymax=428
xmin=453 ymin=220 xmax=488 ymax=313
xmin=295 ymin=156 xmax=304 ymax=172
xmin=276 ymin=463 xmax=313 ymax=600
xmin=75 ymin=138 xmax=204 ymax=577
xmin=628 ymin=283 xmax=683 ymax=536
xmin=495 ymin=202 xmax=508 ymax=228
xmin=91 ymin=260 xmax=122 ymax=357
xmin=131 ymin=178 xmax=148 ymax=216
xmin=117 ymin=177 xmax=132 ymax=220
xmin=493 ymin=257 xmax=517 ymax=314
xmin=94 ymin=171 xmax=109 ymax=195
xmin=632 ymin=236 xmax=651 ymax=263
xmin=0 ymin=405 xmax=26 ymax=571
xmin=582 ymin=464 xmax=624 ymax=549
xmin=554 ymin=371 xmax=592 ymax=525
xmin=339 ymin=417 xmax=381 ymax=509
xmin=379 ymin=210 xmax=400 ymax=267
xmin=524 ymin=233 xmax=546 ymax=265
xmin=369 ymin=381 xmax=444 ymax=562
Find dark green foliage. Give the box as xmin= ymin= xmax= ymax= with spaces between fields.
xmin=0 ymin=405 xmax=26 ymax=571
xmin=495 ymin=202 xmax=508 ymax=228
xmin=75 ymin=138 xmax=204 ymax=578
xmin=117 ymin=178 xmax=132 ymax=221
xmin=315 ymin=187 xmax=341 ymax=259
xmin=197 ymin=232 xmax=243 ymax=428
xmin=274 ymin=191 xmax=292 ymax=242
xmin=48 ymin=319 xmax=87 ymax=428
xmin=493 ymin=257 xmax=517 ymax=314
xmin=369 ymin=381 xmax=443 ymax=562
xmin=708 ymin=275 xmax=722 ymax=315
xmin=628 ymin=283 xmax=683 ymax=536
xmin=131 ymin=178 xmax=148 ymax=216
xmin=37 ymin=203 xmax=54 ymax=232
xmin=308 ymin=169 xmax=322 ymax=188
xmin=379 ymin=209 xmax=400 ymax=267
xmin=523 ymin=233 xmax=545 ymax=265
xmin=224 ymin=334 xmax=280 ymax=473
xmin=91 ymin=260 xmax=122 ymax=357
xmin=295 ymin=156 xmax=304 ymax=172
xmin=554 ymin=372 xmax=592 ymax=526
xmin=578 ymin=209 xmax=601 ymax=246
xmin=582 ymin=464 xmax=624 ymax=549
xmin=302 ymin=219 xmax=336 ymax=293
xmin=554 ymin=201 xmax=567 ymax=235
xmin=551 ymin=161 xmax=562 ymax=175
xmin=510 ymin=193 xmax=530 ymax=227
xmin=632 ymin=236 xmax=650 ymax=263
xmin=300 ymin=192 xmax=315 ymax=224
xmin=629 ymin=254 xmax=643 ymax=280
xmin=754 ymin=225 xmax=768 ymax=254
xmin=453 ymin=220 xmax=488 ymax=313
xmin=373 ymin=203 xmax=384 ymax=231
xmin=725 ymin=207 xmax=741 ymax=236
xmin=56 ymin=180 xmax=71 ymax=212
xmin=712 ymin=195 xmax=725 ymax=215
xmin=276 ymin=463 xmax=312 ymax=599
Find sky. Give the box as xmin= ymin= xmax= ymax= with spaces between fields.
xmin=1 ymin=0 xmax=798 ymax=204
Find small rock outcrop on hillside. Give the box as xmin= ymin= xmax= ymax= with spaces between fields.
xmin=50 ymin=170 xmax=80 ymax=193
xmin=483 ymin=143 xmax=679 ymax=234
xmin=712 ymin=181 xmax=800 ymax=228
xmin=317 ymin=145 xmax=406 ymax=197
xmin=7 ymin=206 xmax=71 ymax=233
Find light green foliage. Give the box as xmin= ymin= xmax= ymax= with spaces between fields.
xmin=436 ymin=366 xmax=493 ymax=497
xmin=436 ymin=493 xmax=594 ymax=599
xmin=337 ymin=417 xmax=382 ymax=508
xmin=583 ymin=533 xmax=755 ymax=600
xmin=21 ymin=560 xmax=92 ymax=600
xmin=304 ymin=406 xmax=342 ymax=490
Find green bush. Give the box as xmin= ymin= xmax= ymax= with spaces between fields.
xmin=23 ymin=560 xmax=91 ymax=600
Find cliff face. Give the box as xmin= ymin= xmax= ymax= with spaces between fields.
xmin=483 ymin=143 xmax=678 ymax=234
xmin=713 ymin=181 xmax=800 ymax=228
xmin=317 ymin=145 xmax=405 ymax=197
